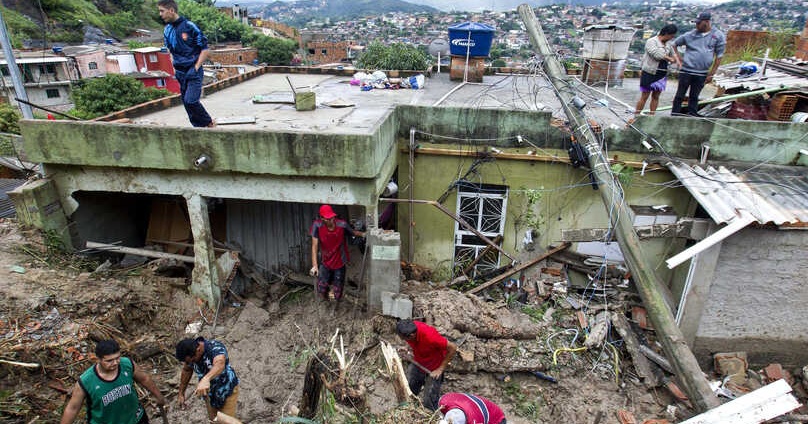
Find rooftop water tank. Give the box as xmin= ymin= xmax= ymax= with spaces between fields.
xmin=448 ymin=22 xmax=495 ymax=57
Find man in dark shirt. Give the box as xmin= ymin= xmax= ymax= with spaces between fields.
xmin=158 ymin=0 xmax=215 ymax=127
xmin=176 ymin=337 xmax=240 ymax=421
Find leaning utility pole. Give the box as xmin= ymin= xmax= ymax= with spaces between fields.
xmin=517 ymin=4 xmax=720 ymax=412
xmin=0 ymin=8 xmax=33 ymax=119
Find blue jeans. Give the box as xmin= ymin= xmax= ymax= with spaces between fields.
xmin=175 ymin=67 xmax=212 ymax=127
xmin=672 ymin=72 xmax=707 ymax=115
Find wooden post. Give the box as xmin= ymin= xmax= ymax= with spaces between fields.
xmin=517 ymin=3 xmax=720 ymax=412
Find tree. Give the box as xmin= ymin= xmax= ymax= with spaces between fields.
xmin=70 ymin=74 xmax=170 ymax=119
xmin=492 ymin=59 xmax=507 ymax=67
xmin=243 ymin=34 xmax=298 ymax=65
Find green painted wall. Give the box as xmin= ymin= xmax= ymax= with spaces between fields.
xmin=397 ymin=142 xmax=691 ymax=284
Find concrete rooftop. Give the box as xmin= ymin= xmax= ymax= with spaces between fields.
xmin=133 ymin=71 xmax=711 ymax=133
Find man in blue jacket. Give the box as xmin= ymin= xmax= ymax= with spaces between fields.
xmin=158 ymin=0 xmax=215 ymax=128
xmin=671 ymin=11 xmax=726 ymax=117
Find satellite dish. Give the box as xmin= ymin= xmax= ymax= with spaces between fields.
xmin=428 ymin=39 xmax=450 ymax=57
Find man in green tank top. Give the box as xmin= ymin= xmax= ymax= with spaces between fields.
xmin=61 ymin=339 xmax=167 ymax=424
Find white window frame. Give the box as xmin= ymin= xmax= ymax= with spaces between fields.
xmin=149 ymin=54 xmax=158 ymax=63
xmin=156 ymin=78 xmax=166 ymax=87
xmin=452 ymin=184 xmax=508 ymax=279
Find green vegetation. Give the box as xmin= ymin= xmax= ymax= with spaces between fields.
xmin=492 ymin=59 xmax=507 ymax=68
xmin=356 ymin=42 xmax=430 ymax=71
xmin=722 ymin=29 xmax=796 ymax=64
xmin=0 ymin=104 xmax=21 ymax=135
xmin=70 ymin=74 xmax=169 ymax=119
xmin=0 ymin=7 xmax=41 ymax=48
xmin=4 ymin=0 xmax=161 ymax=44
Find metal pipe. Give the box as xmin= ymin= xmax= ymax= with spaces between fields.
xmin=0 ymin=9 xmax=33 ymax=119
xmin=408 ymin=128 xmax=416 ymax=263
xmin=380 ymin=198 xmax=515 ymax=263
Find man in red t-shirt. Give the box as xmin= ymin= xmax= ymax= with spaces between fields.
xmin=438 ymin=392 xmax=507 ymax=424
xmin=396 ymin=319 xmax=457 ymax=411
xmin=310 ymin=205 xmax=364 ymax=303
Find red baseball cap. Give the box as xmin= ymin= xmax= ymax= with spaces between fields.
xmin=319 ymin=204 xmax=337 ymax=219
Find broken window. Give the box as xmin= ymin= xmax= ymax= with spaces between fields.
xmin=156 ymin=78 xmax=166 ymax=87
xmin=46 ymin=89 xmax=60 ymax=98
xmin=88 ymin=62 xmax=98 ymax=70
xmin=452 ymin=183 xmax=508 ymax=280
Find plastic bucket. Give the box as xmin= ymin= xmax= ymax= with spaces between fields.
xmin=791 ymin=112 xmax=808 ymax=123
xmin=448 ymin=22 xmax=495 ymax=57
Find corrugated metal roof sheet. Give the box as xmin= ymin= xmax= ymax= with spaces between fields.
xmin=667 ymin=162 xmax=808 ymax=228
xmin=0 ymin=179 xmax=25 ymax=218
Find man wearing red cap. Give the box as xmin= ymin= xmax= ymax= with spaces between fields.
xmin=310 ymin=205 xmax=364 ymax=304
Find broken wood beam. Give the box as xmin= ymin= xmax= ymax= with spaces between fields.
xmin=518 ymin=3 xmax=719 ymax=411
xmin=380 ymin=340 xmax=415 ymax=404
xmin=468 ymin=242 xmax=570 ymax=294
xmin=380 ymin=198 xmax=515 ymax=262
xmin=0 ymin=359 xmax=40 ymax=369
xmin=611 ymin=311 xmax=659 ymax=387
xmin=463 ymin=235 xmax=503 ymax=276
xmin=85 ymin=241 xmax=195 ymax=263
xmin=639 ymin=344 xmax=674 ymax=374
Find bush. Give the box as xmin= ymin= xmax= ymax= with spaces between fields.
xmin=70 ymin=74 xmax=170 ymax=118
xmin=356 ymin=42 xmax=430 ymax=71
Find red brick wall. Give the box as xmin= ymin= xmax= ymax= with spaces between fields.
xmin=208 ymin=48 xmax=258 ymax=65
xmin=305 ymin=41 xmax=353 ymax=65
xmin=582 ymin=59 xmax=626 ymax=86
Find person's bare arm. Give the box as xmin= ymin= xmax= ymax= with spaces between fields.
xmin=177 ymin=364 xmax=193 ymax=408
xmin=60 ymin=383 xmax=85 ymax=424
xmin=707 ymin=56 xmax=722 ymax=83
xmin=133 ymin=360 xmax=167 ymax=406
xmin=310 ymin=236 xmax=319 ymax=276
xmin=192 ymin=354 xmax=226 ymax=397
xmin=430 ymin=341 xmax=457 ymax=379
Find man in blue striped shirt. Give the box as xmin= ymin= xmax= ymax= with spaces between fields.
xmin=158 ymin=0 xmax=215 ymax=128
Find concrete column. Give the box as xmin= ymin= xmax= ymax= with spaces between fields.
xmin=677 ymin=223 xmax=722 ymax=348
xmin=367 ymin=229 xmax=401 ymax=311
xmin=365 ymin=202 xmax=378 ymax=229
xmin=8 ymin=178 xmax=73 ymax=250
xmin=185 ymin=193 xmax=220 ymax=308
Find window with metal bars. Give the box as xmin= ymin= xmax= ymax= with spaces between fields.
xmin=452 ymin=183 xmax=508 ymax=280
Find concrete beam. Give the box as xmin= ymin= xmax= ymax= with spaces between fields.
xmin=367 ymin=229 xmax=401 ymax=311
xmin=46 ymin=165 xmax=383 ymax=215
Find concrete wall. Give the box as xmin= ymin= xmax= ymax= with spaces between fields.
xmin=693 ymin=228 xmax=808 ymax=368
xmin=397 ymin=106 xmax=807 ymax=167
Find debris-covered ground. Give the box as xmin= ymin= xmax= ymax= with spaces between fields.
xmin=1 ymin=218 xmax=807 ymax=423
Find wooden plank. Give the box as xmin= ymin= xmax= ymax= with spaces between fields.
xmin=681 ymin=379 xmax=801 ymax=424
xmin=86 ymin=241 xmax=195 ymax=263
xmin=467 ymin=242 xmax=570 ymax=294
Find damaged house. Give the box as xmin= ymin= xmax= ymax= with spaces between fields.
xmin=8 ymin=36 xmax=808 ymax=401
